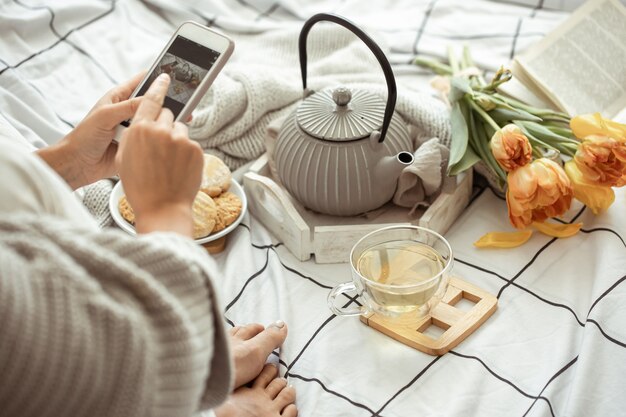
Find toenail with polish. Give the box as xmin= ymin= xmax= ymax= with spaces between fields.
xmin=269 ymin=320 xmax=285 ymax=329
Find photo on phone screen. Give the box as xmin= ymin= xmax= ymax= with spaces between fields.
xmin=121 ymin=36 xmax=221 ymax=126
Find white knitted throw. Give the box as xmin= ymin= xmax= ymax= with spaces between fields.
xmin=189 ymin=25 xmax=451 ymax=169
xmin=0 ymin=213 xmax=232 ymax=417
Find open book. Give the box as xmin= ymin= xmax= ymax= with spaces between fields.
xmin=500 ymin=0 xmax=626 ymax=122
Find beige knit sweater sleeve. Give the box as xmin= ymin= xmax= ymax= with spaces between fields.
xmin=0 ymin=213 xmax=233 ymax=417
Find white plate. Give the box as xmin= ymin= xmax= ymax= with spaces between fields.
xmin=109 ymin=179 xmax=247 ymax=244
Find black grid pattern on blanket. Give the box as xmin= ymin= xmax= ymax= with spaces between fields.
xmin=1 ymin=1 xmax=626 ymax=416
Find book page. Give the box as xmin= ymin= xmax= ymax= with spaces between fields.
xmin=516 ymin=0 xmax=626 ymax=117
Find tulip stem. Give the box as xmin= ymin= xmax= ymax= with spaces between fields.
xmin=468 ymin=99 xmax=501 ymax=132
xmin=470 ymin=103 xmax=507 ymax=182
xmin=461 ymin=45 xmax=486 ymax=86
xmin=545 ymin=125 xmax=576 ymax=139
xmin=413 ymin=56 xmax=453 ymax=75
xmin=448 ymin=46 xmax=460 ymax=73
xmin=492 ymin=93 xmax=570 ymax=120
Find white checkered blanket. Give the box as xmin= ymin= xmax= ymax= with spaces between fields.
xmin=2 ymin=1 xmax=625 ymax=416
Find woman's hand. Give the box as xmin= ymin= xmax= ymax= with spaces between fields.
xmin=37 ymin=73 xmax=144 ymax=189
xmin=116 ymin=73 xmax=204 ymax=238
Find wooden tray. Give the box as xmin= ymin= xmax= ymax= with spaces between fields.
xmin=243 ymin=153 xmax=472 ymax=263
xmin=361 ymin=277 xmax=498 ymax=355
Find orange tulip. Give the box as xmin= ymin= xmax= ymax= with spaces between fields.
xmin=564 ymin=160 xmax=615 ymax=214
xmin=506 ymin=158 xmax=573 ymax=229
xmin=490 ymin=124 xmax=532 ymax=172
xmin=574 ymin=135 xmax=626 ymax=187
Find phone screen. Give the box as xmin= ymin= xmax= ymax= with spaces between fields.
xmin=121 ymin=35 xmax=221 ymax=125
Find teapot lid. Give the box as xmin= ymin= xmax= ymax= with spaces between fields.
xmin=296 ymin=87 xmax=385 ymax=142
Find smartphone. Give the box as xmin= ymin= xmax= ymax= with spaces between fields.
xmin=114 ymin=21 xmax=234 ymax=141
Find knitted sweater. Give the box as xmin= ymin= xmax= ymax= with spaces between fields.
xmin=0 ymin=214 xmax=232 ymax=417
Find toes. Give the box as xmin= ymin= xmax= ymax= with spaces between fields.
xmin=274 ymin=385 xmax=296 ymax=411
xmin=230 ymin=323 xmax=265 ymax=340
xmin=265 ymin=377 xmax=288 ymax=399
xmin=281 ymin=404 xmax=298 ymax=417
xmin=249 ymin=320 xmax=288 ymax=356
xmin=252 ymin=364 xmax=279 ymax=389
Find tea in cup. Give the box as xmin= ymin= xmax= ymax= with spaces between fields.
xmin=328 ymin=225 xmax=453 ymax=317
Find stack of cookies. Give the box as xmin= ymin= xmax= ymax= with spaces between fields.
xmin=119 ymin=154 xmax=243 ymax=239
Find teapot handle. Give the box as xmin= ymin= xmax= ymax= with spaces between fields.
xmin=298 ymin=13 xmax=397 ymax=144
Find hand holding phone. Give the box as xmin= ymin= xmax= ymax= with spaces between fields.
xmin=116 ymin=73 xmax=205 ymax=238
xmin=114 ymin=21 xmax=234 ymax=141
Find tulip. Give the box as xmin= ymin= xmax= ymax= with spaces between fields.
xmin=490 ymin=124 xmax=533 ymax=172
xmin=571 ymin=113 xmax=626 ymax=141
xmin=506 ymin=158 xmax=573 ymax=229
xmin=574 ymin=135 xmax=626 ymax=187
xmin=564 ymin=160 xmax=615 ymax=214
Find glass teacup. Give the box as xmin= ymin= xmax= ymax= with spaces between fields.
xmin=327 ymin=225 xmax=453 ymax=317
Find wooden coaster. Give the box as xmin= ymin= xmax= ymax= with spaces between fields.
xmin=360 ymin=277 xmax=497 ymax=356
xmin=203 ymin=236 xmax=227 ymax=254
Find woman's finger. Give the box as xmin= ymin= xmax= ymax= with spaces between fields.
xmin=133 ymin=73 xmax=170 ymax=122
xmin=98 ymin=97 xmax=142 ymax=129
xmin=156 ymin=108 xmax=174 ymax=128
xmin=171 ymin=121 xmax=189 ymax=141
xmin=113 ymin=71 xmax=148 ymax=101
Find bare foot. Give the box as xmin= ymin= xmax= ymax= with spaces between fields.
xmin=230 ymin=321 xmax=288 ymax=389
xmin=215 ymin=364 xmax=297 ymax=417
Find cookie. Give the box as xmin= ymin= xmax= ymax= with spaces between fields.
xmin=201 ymin=154 xmax=232 ymax=197
xmin=212 ymin=191 xmax=243 ymax=233
xmin=192 ymin=191 xmax=218 ymax=239
xmin=118 ymin=192 xmax=217 ymax=240
xmin=118 ymin=195 xmax=135 ymax=224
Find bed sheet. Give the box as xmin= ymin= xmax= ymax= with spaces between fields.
xmin=1 ymin=1 xmax=625 ymax=416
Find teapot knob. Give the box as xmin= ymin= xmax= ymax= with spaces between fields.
xmin=332 ymin=87 xmax=352 ymax=107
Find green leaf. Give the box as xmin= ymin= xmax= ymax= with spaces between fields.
xmin=448 ymin=145 xmax=481 ymax=175
xmin=488 ymin=107 xmax=543 ymax=124
xmin=448 ymin=77 xmax=473 ymax=103
xmin=520 ymin=121 xmax=577 ymax=144
xmin=447 ymin=101 xmax=469 ymax=172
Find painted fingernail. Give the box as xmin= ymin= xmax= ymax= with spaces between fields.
xmin=268 ymin=320 xmax=285 ymax=329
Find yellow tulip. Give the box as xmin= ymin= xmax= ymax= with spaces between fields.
xmin=564 ymin=160 xmax=615 ymax=214
xmin=506 ymin=158 xmax=573 ymax=229
xmin=532 ymin=221 xmax=582 ymax=238
xmin=571 ymin=113 xmax=626 ymax=141
xmin=490 ymin=124 xmax=532 ymax=172
xmin=474 ymin=230 xmax=533 ymax=248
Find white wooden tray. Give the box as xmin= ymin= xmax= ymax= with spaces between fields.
xmin=243 ymin=153 xmax=472 ymax=263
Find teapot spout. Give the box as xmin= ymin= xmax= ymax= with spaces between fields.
xmin=374 ymin=151 xmax=414 ymax=188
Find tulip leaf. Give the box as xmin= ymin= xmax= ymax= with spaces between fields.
xmin=488 ymin=107 xmax=543 ymax=124
xmin=474 ymin=230 xmax=533 ymax=248
xmin=448 ymin=77 xmax=473 ymax=103
xmin=447 ymin=101 xmax=469 ymax=174
xmin=520 ymin=121 xmax=575 ymax=143
xmin=532 ymin=221 xmax=582 ymax=238
xmin=449 ymin=144 xmax=481 ymax=175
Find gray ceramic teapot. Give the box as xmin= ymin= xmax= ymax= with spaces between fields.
xmin=273 ymin=13 xmax=414 ymax=216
